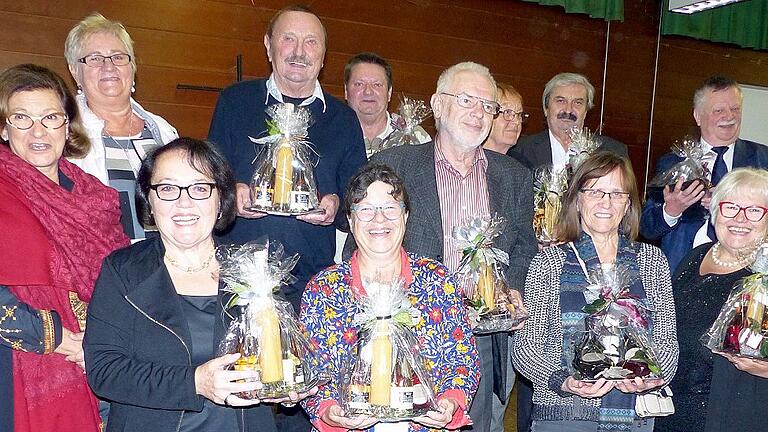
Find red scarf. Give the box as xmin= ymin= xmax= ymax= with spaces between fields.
xmin=0 ymin=145 xmax=129 ymax=432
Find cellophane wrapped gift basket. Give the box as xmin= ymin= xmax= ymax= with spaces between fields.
xmin=248 ymin=103 xmax=321 ymax=216
xmin=339 ymin=278 xmax=438 ymax=421
xmin=567 ymin=264 xmax=663 ymax=381
xmin=217 ymin=241 xmax=327 ymax=398
xmin=453 ymin=215 xmax=528 ymax=333
xmin=702 ymin=243 xmax=768 ymax=360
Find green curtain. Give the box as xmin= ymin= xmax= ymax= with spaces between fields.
xmin=662 ymin=0 xmax=768 ymax=50
xmin=520 ymin=0 xmax=624 ymax=21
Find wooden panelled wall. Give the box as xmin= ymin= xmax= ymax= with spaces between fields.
xmin=2 ymin=0 xmax=768 ymax=187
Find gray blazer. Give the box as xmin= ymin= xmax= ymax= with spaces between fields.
xmin=513 ymin=129 xmax=628 ymax=169
xmin=347 ymin=141 xmax=537 ymax=292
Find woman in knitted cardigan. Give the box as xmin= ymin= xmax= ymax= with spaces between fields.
xmin=512 ymin=152 xmax=678 ymax=432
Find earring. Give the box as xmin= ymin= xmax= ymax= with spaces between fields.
xmin=217 ymin=210 xmax=222 ymax=220
xmin=76 ymin=85 xmax=83 ymax=95
xmin=131 ymin=82 xmax=136 ymax=93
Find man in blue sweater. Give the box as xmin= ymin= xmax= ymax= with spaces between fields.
xmin=209 ymin=4 xmax=366 ymax=311
xmin=208 ymin=7 xmax=366 ymax=430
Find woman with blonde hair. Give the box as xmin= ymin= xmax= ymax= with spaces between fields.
xmin=65 ymin=12 xmax=178 ymax=240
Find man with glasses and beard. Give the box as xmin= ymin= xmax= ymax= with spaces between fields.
xmin=350 ymin=61 xmax=537 ymax=432
xmin=208 ymin=5 xmax=366 ymax=431
xmin=512 ymin=72 xmax=627 ymax=171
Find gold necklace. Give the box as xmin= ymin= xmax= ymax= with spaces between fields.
xmin=165 ymin=250 xmax=216 ymax=273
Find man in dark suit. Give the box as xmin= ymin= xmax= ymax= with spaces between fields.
xmin=641 ymin=76 xmax=768 ymax=272
xmin=511 ymin=72 xmax=627 ymax=169
xmin=368 ymin=62 xmax=537 ymax=432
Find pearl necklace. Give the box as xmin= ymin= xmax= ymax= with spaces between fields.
xmin=711 ymin=242 xmax=753 ymax=268
xmin=165 ymin=250 xmax=216 ymax=273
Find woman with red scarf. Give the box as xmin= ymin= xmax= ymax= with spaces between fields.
xmin=0 ymin=64 xmax=129 ymax=431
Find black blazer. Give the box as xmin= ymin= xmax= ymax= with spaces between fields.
xmin=512 ymin=129 xmax=628 ymax=169
xmin=84 ymin=236 xmax=277 ymax=432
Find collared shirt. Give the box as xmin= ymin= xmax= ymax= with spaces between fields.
xmin=548 ymin=129 xmax=569 ymax=171
xmin=662 ymin=138 xmax=736 ymax=247
xmin=265 ymin=74 xmax=327 ymax=113
xmin=434 ymin=140 xmax=491 ymax=273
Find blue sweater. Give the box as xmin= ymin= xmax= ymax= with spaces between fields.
xmin=208 ymin=78 xmax=366 ymax=310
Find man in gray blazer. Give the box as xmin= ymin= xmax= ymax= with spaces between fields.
xmin=511 ymin=72 xmax=627 ymax=169
xmin=368 ymin=62 xmax=537 ymax=432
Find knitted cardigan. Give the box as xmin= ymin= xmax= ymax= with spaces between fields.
xmin=511 ymin=242 xmax=679 ymax=422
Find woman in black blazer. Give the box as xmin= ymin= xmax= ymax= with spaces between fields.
xmin=84 ymin=138 xmax=289 ymax=432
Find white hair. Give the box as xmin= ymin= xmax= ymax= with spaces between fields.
xmin=435 ymin=62 xmax=496 ymax=96
xmin=65 ymin=13 xmax=136 ymax=71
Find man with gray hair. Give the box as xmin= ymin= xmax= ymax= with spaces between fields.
xmin=512 ymin=72 xmax=627 ymax=169
xmin=353 ymin=61 xmax=537 ymax=431
xmin=641 ymin=75 xmax=768 ymax=272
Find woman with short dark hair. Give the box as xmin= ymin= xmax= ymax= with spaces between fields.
xmin=301 ymin=163 xmax=479 ymax=431
xmin=84 ymin=138 xmax=284 ymax=432
xmin=512 ymin=152 xmax=678 ymax=432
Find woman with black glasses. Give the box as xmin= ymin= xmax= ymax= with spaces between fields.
xmin=84 ymin=138 xmax=301 ymax=432
xmin=656 ymin=167 xmax=768 ymax=432
xmin=64 ymin=13 xmax=178 ymax=240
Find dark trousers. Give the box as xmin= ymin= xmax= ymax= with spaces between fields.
xmin=517 ymin=374 xmax=534 ymax=432
xmin=275 ymin=404 xmax=312 ymax=432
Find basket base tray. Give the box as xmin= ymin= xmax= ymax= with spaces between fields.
xmin=471 ymin=310 xmax=529 ymax=334
xmin=713 ymin=349 xmax=768 ymax=362
xmin=345 ymin=406 xmax=431 ymax=422
xmin=245 ymin=206 xmax=325 ymax=216
xmin=236 ymin=376 xmax=326 ymax=400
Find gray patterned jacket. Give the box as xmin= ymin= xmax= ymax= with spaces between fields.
xmin=511 ymin=243 xmax=679 ymax=422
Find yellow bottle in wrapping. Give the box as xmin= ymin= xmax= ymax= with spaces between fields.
xmin=478 ymin=262 xmax=495 ymax=311
xmin=369 ymin=320 xmax=392 ymax=406
xmin=274 ymin=141 xmax=294 ymax=206
xmin=747 ymin=292 xmax=765 ymax=324
xmin=258 ymin=308 xmax=284 ymax=383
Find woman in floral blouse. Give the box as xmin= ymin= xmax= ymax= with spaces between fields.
xmin=300 ymin=163 xmax=479 ymax=432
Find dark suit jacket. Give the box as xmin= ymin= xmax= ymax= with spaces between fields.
xmin=640 ymin=138 xmax=768 ymax=273
xmin=84 ymin=237 xmax=277 ymax=432
xmin=511 ymin=129 xmax=628 ymax=169
xmin=360 ymin=141 xmax=538 ymax=293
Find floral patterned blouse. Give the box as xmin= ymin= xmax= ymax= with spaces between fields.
xmin=300 ymin=249 xmax=479 ymax=432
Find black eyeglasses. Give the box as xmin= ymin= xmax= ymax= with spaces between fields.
xmin=499 ymin=109 xmax=530 ymax=122
xmin=580 ymin=188 xmax=630 ymax=204
xmin=78 ymin=53 xmax=132 ymax=67
xmin=6 ymin=112 xmax=68 ymax=130
xmin=351 ymin=202 xmax=406 ymax=222
xmin=718 ymin=202 xmax=768 ymax=222
xmin=440 ymin=92 xmax=500 ymax=116
xmin=150 ymin=183 xmax=216 ymax=201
